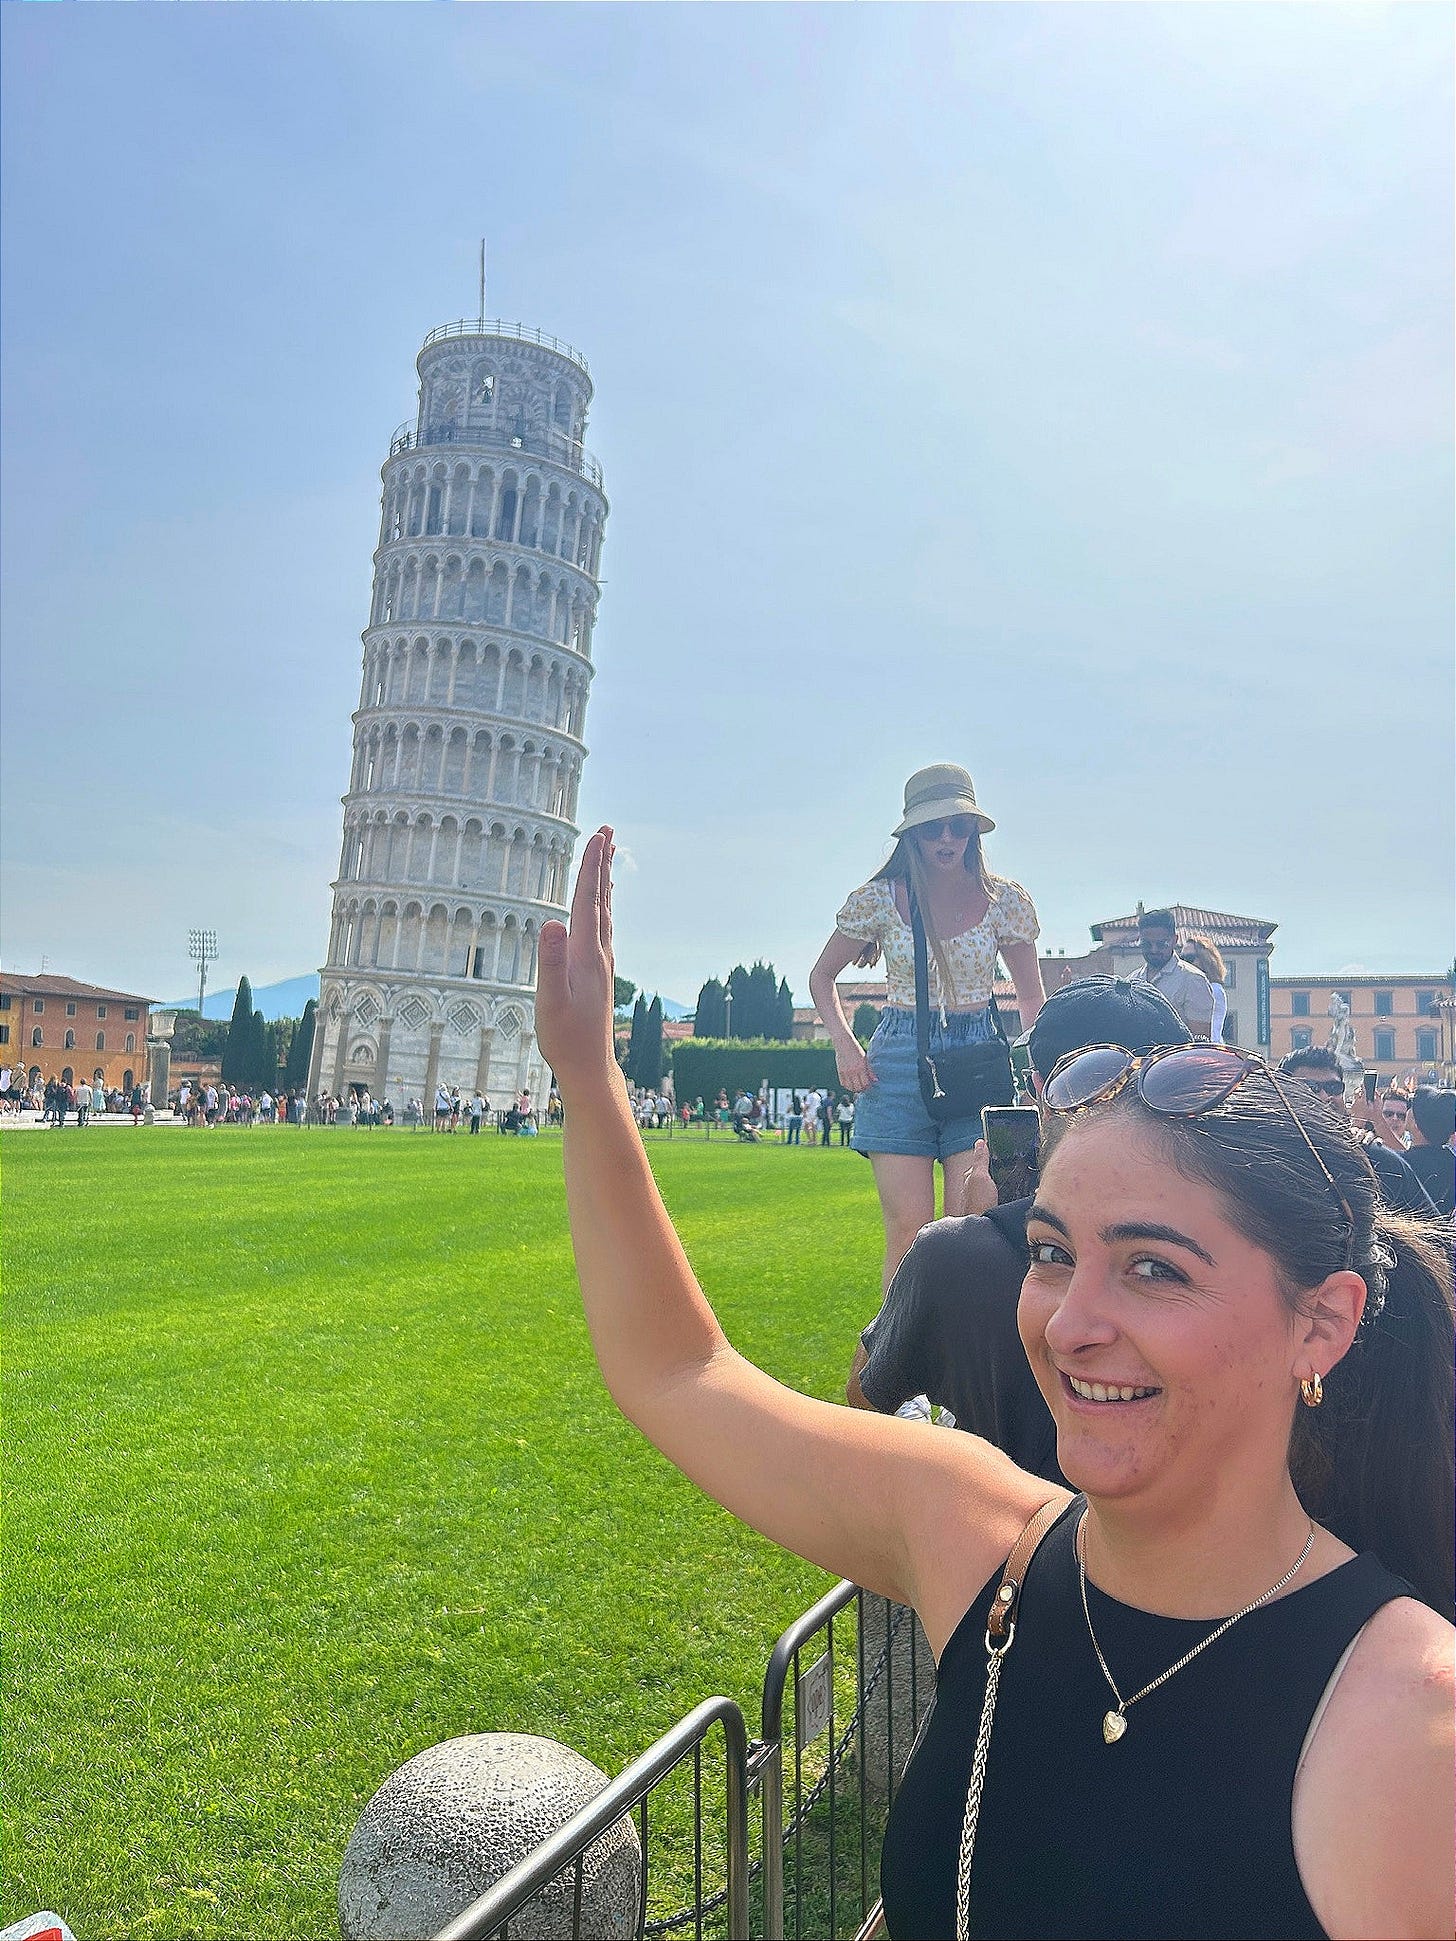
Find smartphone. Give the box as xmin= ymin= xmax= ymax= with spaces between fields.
xmin=1362 ymin=1072 xmax=1378 ymax=1103
xmin=981 ymin=1105 xmax=1041 ymax=1202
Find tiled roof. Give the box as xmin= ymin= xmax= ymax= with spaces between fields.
xmin=1269 ymin=972 xmax=1452 ymax=987
xmin=1091 ymin=905 xmax=1277 ymax=948
xmin=0 ymin=971 xmax=154 ymax=1004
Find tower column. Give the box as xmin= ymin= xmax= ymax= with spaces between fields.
xmin=516 ymin=1030 xmax=535 ymax=1103
xmin=475 ymin=1026 xmax=495 ymax=1096
xmin=422 ymin=1022 xmax=445 ymax=1105
xmin=331 ymin=1016 xmax=351 ymax=1098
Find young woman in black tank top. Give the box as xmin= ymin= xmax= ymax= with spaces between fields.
xmin=536 ymin=832 xmax=1455 ymax=1941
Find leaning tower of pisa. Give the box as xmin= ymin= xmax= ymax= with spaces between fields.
xmin=308 ymin=317 xmax=607 ymax=1112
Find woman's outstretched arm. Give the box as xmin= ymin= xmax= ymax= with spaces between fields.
xmin=535 ymin=830 xmax=1054 ymax=1643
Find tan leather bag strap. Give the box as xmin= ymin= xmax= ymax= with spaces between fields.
xmin=986 ymin=1497 xmax=1065 ymax=1644
xmin=956 ymin=1496 xmax=1068 ymax=1941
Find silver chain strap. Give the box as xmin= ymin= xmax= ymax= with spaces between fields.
xmin=954 ymin=1620 xmax=1015 ymax=1941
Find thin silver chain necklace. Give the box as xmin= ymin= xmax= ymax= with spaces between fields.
xmin=1077 ymin=1509 xmax=1317 ymax=1744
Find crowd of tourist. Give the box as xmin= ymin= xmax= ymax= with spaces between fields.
xmin=0 ymin=1075 xmax=570 ymax=1136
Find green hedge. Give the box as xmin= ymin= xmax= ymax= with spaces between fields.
xmin=671 ymin=1038 xmax=840 ymax=1103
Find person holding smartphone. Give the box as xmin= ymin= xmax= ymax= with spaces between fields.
xmin=807 ymin=764 xmax=1045 ymax=1294
xmin=847 ymin=977 xmax=1190 ymax=1479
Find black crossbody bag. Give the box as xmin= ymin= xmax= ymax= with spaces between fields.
xmin=910 ymin=889 xmax=1014 ymax=1125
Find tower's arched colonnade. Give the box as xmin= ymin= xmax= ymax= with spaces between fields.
xmin=310 ymin=321 xmax=607 ymax=1109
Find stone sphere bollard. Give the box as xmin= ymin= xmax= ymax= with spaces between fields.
xmin=339 ymin=1732 xmax=641 ymax=1941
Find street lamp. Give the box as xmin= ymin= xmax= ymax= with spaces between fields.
xmin=724 ymin=989 xmax=733 ymax=1040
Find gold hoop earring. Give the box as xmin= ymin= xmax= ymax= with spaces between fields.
xmin=1300 ymin=1373 xmax=1323 ymax=1409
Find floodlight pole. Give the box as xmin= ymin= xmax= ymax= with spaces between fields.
xmin=188 ymin=928 xmax=218 ymax=1019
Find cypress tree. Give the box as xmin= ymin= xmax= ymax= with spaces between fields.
xmin=643 ymin=996 xmax=665 ymax=1088
xmin=726 ymin=965 xmax=751 ymax=1039
xmin=694 ymin=978 xmax=726 ymax=1037
xmin=222 ymin=977 xmax=253 ymax=1086
xmin=626 ymin=994 xmax=648 ymax=1083
xmin=249 ymin=1010 xmax=270 ymax=1092
xmin=775 ymin=977 xmax=795 ymax=1042
xmin=286 ymin=1001 xmax=317 ymax=1090
xmin=746 ymin=961 xmax=777 ymax=1038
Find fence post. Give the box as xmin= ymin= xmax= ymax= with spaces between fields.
xmin=759 ymin=1741 xmax=784 ymax=1941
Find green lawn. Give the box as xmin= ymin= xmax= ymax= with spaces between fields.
xmin=2 ymin=1129 xmax=884 ymax=1940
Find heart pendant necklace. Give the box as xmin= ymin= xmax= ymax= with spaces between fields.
xmin=1076 ymin=1511 xmax=1315 ymax=1746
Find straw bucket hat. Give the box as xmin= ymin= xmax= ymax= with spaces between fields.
xmin=891 ymin=763 xmax=996 ymax=838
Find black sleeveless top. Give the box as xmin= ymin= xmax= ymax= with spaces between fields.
xmin=880 ymin=1502 xmax=1408 ymax=1940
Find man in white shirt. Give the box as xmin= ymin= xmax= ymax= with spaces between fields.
xmin=1130 ymin=908 xmax=1214 ymax=1039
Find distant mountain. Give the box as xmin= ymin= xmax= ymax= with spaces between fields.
xmin=165 ymin=973 xmax=691 ymax=1025
xmin=163 ymin=974 xmax=320 ymax=1022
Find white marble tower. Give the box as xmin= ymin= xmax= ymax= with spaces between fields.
xmin=309 ymin=318 xmax=607 ymax=1111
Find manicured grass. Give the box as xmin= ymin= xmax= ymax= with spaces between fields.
xmin=2 ymin=1128 xmax=884 ymax=1940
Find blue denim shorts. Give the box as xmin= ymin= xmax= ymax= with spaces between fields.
xmin=851 ymin=1006 xmax=999 ymax=1161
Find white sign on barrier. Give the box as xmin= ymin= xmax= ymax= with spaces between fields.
xmin=796 ymin=1651 xmax=833 ymax=1748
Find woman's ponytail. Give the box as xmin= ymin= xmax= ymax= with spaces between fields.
xmin=1292 ymin=1208 xmax=1454 ymax=1619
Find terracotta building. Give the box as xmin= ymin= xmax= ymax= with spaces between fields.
xmin=0 ymin=973 xmax=153 ymax=1093
xmin=1269 ymin=974 xmax=1454 ymax=1081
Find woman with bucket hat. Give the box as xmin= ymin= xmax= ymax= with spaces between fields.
xmin=808 ymin=764 xmax=1046 ymax=1292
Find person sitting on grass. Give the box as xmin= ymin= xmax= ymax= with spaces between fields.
xmin=537 ymin=829 xmax=1453 ymax=1941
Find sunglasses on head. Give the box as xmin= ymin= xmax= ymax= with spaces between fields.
xmin=913 ymin=816 xmax=976 ymax=841
xmin=1042 ymin=1043 xmax=1356 ymax=1269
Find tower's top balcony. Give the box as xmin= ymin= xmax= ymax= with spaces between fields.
xmin=388 ymin=419 xmax=603 ymax=492
xmin=421 ymin=318 xmax=589 ymax=376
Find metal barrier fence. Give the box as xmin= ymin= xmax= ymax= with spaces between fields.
xmin=424 ymin=1588 xmax=933 ymax=1941
xmin=759 ymin=1584 xmax=932 ymax=1941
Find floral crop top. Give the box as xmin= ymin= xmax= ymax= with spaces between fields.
xmin=834 ymin=876 xmax=1039 ymax=1012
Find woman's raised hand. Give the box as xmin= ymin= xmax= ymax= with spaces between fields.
xmin=536 ymin=827 xmax=619 ymax=1097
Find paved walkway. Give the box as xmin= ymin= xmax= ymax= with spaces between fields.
xmin=1 ymin=1111 xmax=187 ymax=1132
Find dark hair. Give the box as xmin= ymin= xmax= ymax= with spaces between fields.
xmin=1279 ymin=1046 xmax=1342 ymax=1077
xmin=1040 ymin=1081 xmax=1455 ymax=1617
xmin=1139 ymin=908 xmax=1176 ymax=932
xmin=1411 ymin=1087 xmax=1456 ymax=1147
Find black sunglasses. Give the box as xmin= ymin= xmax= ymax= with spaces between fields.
xmin=912 ymin=816 xmax=977 ymax=841
xmin=1042 ymin=1043 xmax=1356 ymax=1269
xmin=1294 ymin=1076 xmax=1346 ymax=1098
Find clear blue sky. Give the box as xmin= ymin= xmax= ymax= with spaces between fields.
xmin=3 ymin=3 xmax=1451 ymax=1010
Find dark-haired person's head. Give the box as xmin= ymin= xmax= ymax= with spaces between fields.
xmin=1026 ymin=976 xmax=1190 ymax=1086
xmin=1137 ymin=908 xmax=1178 ymax=971
xmin=1032 ymin=1060 xmax=1454 ymax=1616
xmin=1279 ymin=1046 xmax=1348 ymax=1100
xmin=1410 ymin=1087 xmax=1456 ymax=1149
